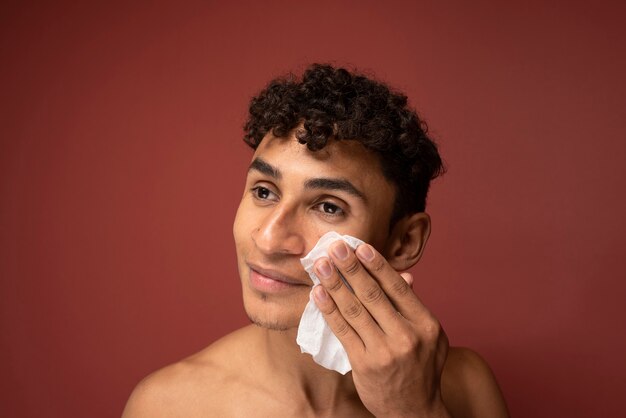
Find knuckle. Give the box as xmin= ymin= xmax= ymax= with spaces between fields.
xmin=421 ymin=317 xmax=442 ymax=341
xmin=376 ymin=349 xmax=394 ymax=369
xmin=370 ymin=257 xmax=385 ymax=273
xmin=359 ymin=357 xmax=377 ymax=374
xmin=322 ymin=302 xmax=339 ymax=316
xmin=397 ymin=330 xmax=418 ymax=349
xmin=333 ymin=319 xmax=352 ymax=337
xmin=390 ymin=278 xmax=411 ymax=296
xmin=343 ymin=301 xmax=363 ymax=319
xmin=326 ymin=277 xmax=344 ymax=293
xmin=343 ymin=259 xmax=362 ymax=276
xmin=361 ymin=285 xmax=385 ymax=304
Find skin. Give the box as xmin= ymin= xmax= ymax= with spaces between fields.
xmin=123 ymin=131 xmax=510 ymax=417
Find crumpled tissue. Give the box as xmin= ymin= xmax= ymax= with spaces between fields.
xmin=296 ymin=231 xmax=364 ymax=374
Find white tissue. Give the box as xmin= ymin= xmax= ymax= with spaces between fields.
xmin=296 ymin=231 xmax=364 ymax=374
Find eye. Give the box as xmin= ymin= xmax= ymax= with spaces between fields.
xmin=251 ymin=185 xmax=278 ymax=202
xmin=314 ymin=201 xmax=345 ymax=217
xmin=254 ymin=186 xmax=269 ymax=199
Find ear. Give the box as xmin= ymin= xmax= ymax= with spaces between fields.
xmin=382 ymin=212 xmax=431 ymax=271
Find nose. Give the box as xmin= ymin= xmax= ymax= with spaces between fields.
xmin=252 ymin=204 xmax=306 ymax=256
xmin=253 ymin=207 xmax=305 ymax=255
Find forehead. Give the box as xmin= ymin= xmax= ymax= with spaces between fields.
xmin=250 ymin=133 xmax=392 ymax=192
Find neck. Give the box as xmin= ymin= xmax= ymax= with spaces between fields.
xmin=250 ymin=324 xmax=362 ymax=412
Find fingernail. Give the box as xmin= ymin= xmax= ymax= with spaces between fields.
xmin=316 ymin=259 xmax=332 ymax=278
xmin=331 ymin=241 xmax=349 ymax=260
xmin=400 ymin=272 xmax=414 ymax=287
xmin=356 ymin=244 xmax=375 ymax=261
xmin=314 ymin=285 xmax=328 ymax=302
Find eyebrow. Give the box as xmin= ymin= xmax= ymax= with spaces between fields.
xmin=304 ymin=178 xmax=366 ymax=201
xmin=248 ymin=157 xmax=366 ymax=201
xmin=249 ymin=157 xmax=281 ymax=179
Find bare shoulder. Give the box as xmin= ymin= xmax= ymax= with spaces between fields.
xmin=441 ymin=346 xmax=510 ymax=418
xmin=122 ymin=326 xmax=256 ymax=418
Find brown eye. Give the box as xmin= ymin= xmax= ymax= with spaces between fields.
xmin=255 ymin=187 xmax=270 ymax=199
xmin=314 ymin=201 xmax=345 ymax=218
xmin=322 ymin=202 xmax=340 ymax=214
xmin=250 ymin=186 xmax=277 ymax=202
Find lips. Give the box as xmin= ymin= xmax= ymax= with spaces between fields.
xmin=247 ymin=262 xmax=311 ymax=292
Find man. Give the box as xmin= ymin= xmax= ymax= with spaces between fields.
xmin=123 ymin=64 xmax=509 ymax=417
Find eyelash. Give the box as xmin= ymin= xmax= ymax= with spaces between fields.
xmin=314 ymin=201 xmax=345 ymax=217
xmin=251 ymin=186 xmax=278 ymax=202
xmin=250 ymin=186 xmax=346 ymax=218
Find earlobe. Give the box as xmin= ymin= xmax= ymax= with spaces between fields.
xmin=383 ymin=213 xmax=431 ymax=271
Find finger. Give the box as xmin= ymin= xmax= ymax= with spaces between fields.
xmin=327 ymin=241 xmax=404 ymax=334
xmin=354 ymin=243 xmax=428 ymax=323
xmin=312 ymin=285 xmax=365 ymax=353
xmin=400 ymin=272 xmax=414 ymax=288
xmin=314 ymin=256 xmax=383 ymax=345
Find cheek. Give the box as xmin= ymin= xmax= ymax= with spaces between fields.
xmin=233 ymin=199 xmax=251 ymax=251
xmin=344 ymin=220 xmax=390 ymax=252
xmin=298 ymin=219 xmax=341 ymax=254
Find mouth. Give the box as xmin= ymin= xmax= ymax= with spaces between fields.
xmin=247 ymin=262 xmax=311 ymax=293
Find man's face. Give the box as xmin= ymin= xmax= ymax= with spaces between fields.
xmin=233 ymin=131 xmax=396 ymax=331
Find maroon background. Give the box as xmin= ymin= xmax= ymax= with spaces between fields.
xmin=1 ymin=1 xmax=625 ymax=417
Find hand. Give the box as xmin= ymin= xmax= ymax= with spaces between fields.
xmin=313 ymin=241 xmax=451 ymax=418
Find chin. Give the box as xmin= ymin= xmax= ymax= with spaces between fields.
xmin=242 ymin=290 xmax=307 ymax=332
xmin=247 ymin=314 xmax=297 ymax=332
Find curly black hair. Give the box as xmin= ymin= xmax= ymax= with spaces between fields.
xmin=243 ymin=64 xmax=445 ymax=227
